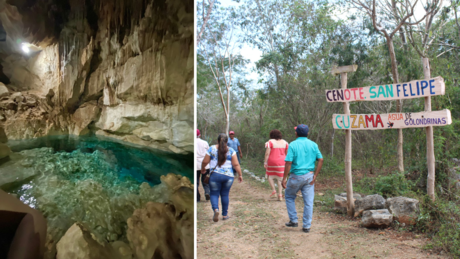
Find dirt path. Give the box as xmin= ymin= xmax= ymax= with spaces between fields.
xmin=197 ymin=175 xmax=449 ymax=259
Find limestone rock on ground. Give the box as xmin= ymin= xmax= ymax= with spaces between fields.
xmin=386 ymin=197 xmax=420 ymax=225
xmin=56 ymin=223 xmax=120 ymax=259
xmin=354 ymin=194 xmax=386 ymax=217
xmin=362 ymin=209 xmax=393 ymax=228
xmin=334 ymin=193 xmax=362 ymax=214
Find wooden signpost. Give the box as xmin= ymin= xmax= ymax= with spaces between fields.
xmin=332 ymin=110 xmax=452 ymax=130
xmin=330 ymin=63 xmax=449 ymax=215
xmin=332 ymin=65 xmax=357 ymax=217
xmin=325 ymin=76 xmax=445 ymax=103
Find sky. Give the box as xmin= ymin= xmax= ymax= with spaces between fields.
xmin=217 ymin=0 xmax=451 ymax=89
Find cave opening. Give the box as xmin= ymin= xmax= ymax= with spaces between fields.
xmin=0 ymin=0 xmax=194 ymax=258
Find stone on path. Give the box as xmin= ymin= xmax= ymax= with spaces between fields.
xmin=386 ymin=197 xmax=420 ymax=225
xmin=334 ymin=193 xmax=362 ymax=214
xmin=354 ymin=194 xmax=386 ymax=217
xmin=362 ymin=209 xmax=393 ymax=228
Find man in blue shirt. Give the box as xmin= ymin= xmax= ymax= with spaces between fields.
xmin=228 ymin=131 xmax=242 ymax=164
xmin=282 ymin=124 xmax=323 ymax=233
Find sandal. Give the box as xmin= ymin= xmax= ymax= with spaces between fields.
xmin=278 ymin=194 xmax=283 ymax=201
xmin=213 ymin=209 xmax=219 ymax=222
xmin=269 ymin=191 xmax=276 ymax=198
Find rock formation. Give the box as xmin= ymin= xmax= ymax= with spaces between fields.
xmin=0 ymin=0 xmax=193 ymax=154
xmin=362 ymin=209 xmax=393 ymax=228
xmin=334 ymin=193 xmax=362 ymax=214
xmin=56 ymin=223 xmax=121 ymax=259
xmin=354 ymin=194 xmax=386 ymax=217
xmin=385 ymin=196 xmax=420 ymax=225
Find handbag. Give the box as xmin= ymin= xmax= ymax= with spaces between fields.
xmin=203 ymin=164 xmax=218 ymax=184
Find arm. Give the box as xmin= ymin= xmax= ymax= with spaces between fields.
xmin=282 ymin=162 xmax=292 ymax=189
xmin=231 ymin=154 xmax=243 ymax=183
xmin=238 ymin=145 xmax=243 ymax=158
xmin=201 ymin=155 xmax=211 ymax=174
xmin=310 ymin=158 xmax=324 ymax=185
xmin=264 ymin=144 xmax=271 ymax=169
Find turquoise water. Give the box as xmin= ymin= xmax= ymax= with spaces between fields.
xmin=0 ymin=135 xmax=193 ymax=246
xmin=7 ymin=135 xmax=193 ymax=186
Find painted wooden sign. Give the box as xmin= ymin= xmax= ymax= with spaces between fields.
xmin=325 ymin=76 xmax=445 ymax=102
xmin=332 ymin=109 xmax=452 ymax=130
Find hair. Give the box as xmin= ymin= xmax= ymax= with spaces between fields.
xmin=269 ymin=129 xmax=282 ymax=140
xmin=217 ymin=133 xmax=228 ymax=167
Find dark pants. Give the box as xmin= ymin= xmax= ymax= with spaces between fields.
xmin=209 ymin=173 xmax=234 ymax=216
xmin=196 ymin=169 xmax=210 ymax=202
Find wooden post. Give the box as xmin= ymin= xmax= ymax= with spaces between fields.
xmin=423 ymin=58 xmax=435 ymax=201
xmin=332 ymin=64 xmax=357 ymax=216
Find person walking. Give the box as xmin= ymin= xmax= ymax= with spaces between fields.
xmin=201 ymin=133 xmax=243 ymax=222
xmin=264 ymin=129 xmax=289 ymax=201
xmin=196 ymin=129 xmax=210 ymax=202
xmin=228 ymin=131 xmax=242 ymax=165
xmin=282 ymin=124 xmax=323 ymax=233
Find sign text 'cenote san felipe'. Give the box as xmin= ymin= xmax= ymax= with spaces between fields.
xmin=325 ymin=76 xmax=445 ymax=102
xmin=332 ymin=110 xmax=452 ymax=130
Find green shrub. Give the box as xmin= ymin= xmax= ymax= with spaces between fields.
xmin=373 ymin=172 xmax=414 ymax=198
xmin=417 ymin=194 xmax=460 ymax=257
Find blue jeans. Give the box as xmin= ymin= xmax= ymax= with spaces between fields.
xmin=209 ymin=173 xmax=234 ymax=216
xmin=196 ymin=170 xmax=210 ymax=202
xmin=285 ymin=172 xmax=315 ymax=229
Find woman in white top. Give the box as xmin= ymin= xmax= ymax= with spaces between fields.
xmin=201 ymin=133 xmax=243 ymax=222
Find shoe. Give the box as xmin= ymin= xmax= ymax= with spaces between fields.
xmin=285 ymin=221 xmax=298 ymax=227
xmin=223 ymin=216 xmax=230 ymax=220
xmin=213 ymin=209 xmax=219 ymax=222
xmin=205 ymin=194 xmax=210 ymax=201
xmin=278 ymin=194 xmax=283 ymax=201
xmin=270 ymin=191 xmax=276 ymax=198
xmin=302 ymin=228 xmax=310 ymax=233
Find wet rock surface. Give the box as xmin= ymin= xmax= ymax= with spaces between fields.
xmin=56 ymin=223 xmax=120 ymax=259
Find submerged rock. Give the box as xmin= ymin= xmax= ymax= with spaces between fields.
xmin=386 ymin=197 xmax=420 ymax=225
xmin=362 ymin=209 xmax=393 ymax=228
xmin=0 ymin=143 xmax=11 ymax=159
xmin=56 ymin=223 xmax=120 ymax=259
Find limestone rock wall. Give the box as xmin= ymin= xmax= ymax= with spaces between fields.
xmin=0 ymin=0 xmax=193 ymax=153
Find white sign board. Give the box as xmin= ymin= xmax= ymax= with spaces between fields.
xmin=332 ymin=109 xmax=452 ymax=130
xmin=326 ymin=76 xmax=445 ymax=102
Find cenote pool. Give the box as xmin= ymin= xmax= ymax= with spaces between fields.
xmin=0 ymin=135 xmax=193 ymax=245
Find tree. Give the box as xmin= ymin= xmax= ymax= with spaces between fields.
xmin=350 ymin=0 xmax=439 ymax=173
xmin=197 ymin=0 xmax=215 ymax=45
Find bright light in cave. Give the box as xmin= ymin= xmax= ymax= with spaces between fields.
xmin=21 ymin=43 xmax=30 ymax=53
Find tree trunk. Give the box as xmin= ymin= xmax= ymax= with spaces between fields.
xmin=386 ymin=36 xmax=404 ymax=172
xmin=226 ymin=88 xmax=230 ymax=135
xmin=423 ymin=57 xmax=436 ymax=201
xmin=331 ymin=129 xmax=335 ymax=158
